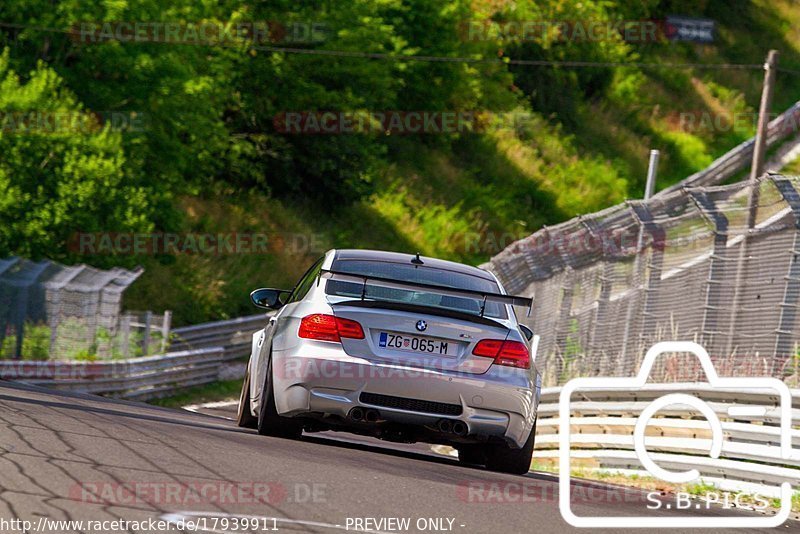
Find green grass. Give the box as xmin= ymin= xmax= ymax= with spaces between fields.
xmin=770 ymin=491 xmax=800 ymax=512
xmin=148 ymin=379 xmax=242 ymax=409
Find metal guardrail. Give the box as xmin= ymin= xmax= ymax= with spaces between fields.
xmin=533 ymin=384 xmax=800 ymax=493
xmin=0 ymin=347 xmax=225 ymax=400
xmin=170 ymin=314 xmax=266 ymax=361
xmin=0 ymin=313 xmax=268 ymax=400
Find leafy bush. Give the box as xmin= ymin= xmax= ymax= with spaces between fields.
xmin=0 ymin=334 xmax=15 ymax=359
xmin=0 ymin=323 xmax=50 ymax=360
xmin=22 ymin=323 xmax=51 ymax=360
xmin=0 ymin=48 xmax=159 ymax=262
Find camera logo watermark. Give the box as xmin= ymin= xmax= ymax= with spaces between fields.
xmin=558 ymin=341 xmax=794 ymax=528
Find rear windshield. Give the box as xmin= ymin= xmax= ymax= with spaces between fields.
xmin=325 ymin=259 xmax=508 ymax=319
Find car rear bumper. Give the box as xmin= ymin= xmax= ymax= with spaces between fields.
xmin=271 ymin=341 xmax=538 ymax=448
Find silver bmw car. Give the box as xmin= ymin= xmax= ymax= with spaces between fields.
xmin=237 ymin=249 xmax=541 ymax=474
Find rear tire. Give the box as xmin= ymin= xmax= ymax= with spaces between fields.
xmin=236 ymin=369 xmax=258 ymax=429
xmin=257 ymin=357 xmax=302 ymax=439
xmin=484 ymin=421 xmax=536 ymax=475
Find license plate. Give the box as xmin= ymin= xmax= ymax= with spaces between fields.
xmin=378 ymin=332 xmax=457 ymax=356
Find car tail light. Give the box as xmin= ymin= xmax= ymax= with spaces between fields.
xmin=472 ymin=339 xmax=504 ymax=358
xmin=472 ymin=339 xmax=530 ymax=369
xmin=298 ymin=314 xmax=365 ymax=342
xmin=334 ymin=316 xmax=365 ymax=339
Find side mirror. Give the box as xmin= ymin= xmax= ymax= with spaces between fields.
xmin=519 ymin=324 xmax=534 ymax=341
xmin=250 ymin=288 xmax=291 ymax=310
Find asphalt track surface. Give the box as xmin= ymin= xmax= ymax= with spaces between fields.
xmin=0 ymin=381 xmax=796 ymax=534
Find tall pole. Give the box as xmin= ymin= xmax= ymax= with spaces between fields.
xmin=749 ymin=50 xmax=779 ymax=187
xmin=745 ymin=49 xmax=779 ymax=227
xmin=725 ymin=49 xmax=779 ymax=356
xmin=645 ymin=149 xmax=660 ymax=200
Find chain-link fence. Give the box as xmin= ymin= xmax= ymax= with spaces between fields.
xmin=0 ymin=258 xmax=168 ymax=361
xmin=485 ymin=174 xmax=800 ymax=387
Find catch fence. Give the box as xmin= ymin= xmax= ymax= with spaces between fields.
xmin=0 ymin=257 xmax=169 ymax=361
xmin=485 ymin=174 xmax=800 ymax=387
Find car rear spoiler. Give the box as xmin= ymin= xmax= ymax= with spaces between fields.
xmin=320 ymin=269 xmax=533 ymax=317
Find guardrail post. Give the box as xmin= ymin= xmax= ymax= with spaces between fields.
xmin=160 ymin=311 xmax=172 ymax=353
xmin=142 ymin=311 xmax=152 ymax=356
xmin=772 ymin=178 xmax=800 ymax=359
xmin=688 ymin=190 xmax=729 ymax=350
xmin=120 ymin=313 xmax=131 ymax=358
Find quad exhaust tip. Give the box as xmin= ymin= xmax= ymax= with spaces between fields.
xmin=349 ymin=407 xmax=380 ymax=423
xmin=438 ymin=419 xmax=468 ymax=436
xmin=351 ymin=409 xmax=466 ymax=433
xmin=452 ymin=420 xmax=468 ymax=436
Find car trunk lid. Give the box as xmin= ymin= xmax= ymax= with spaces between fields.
xmin=329 ymin=300 xmax=510 ymax=374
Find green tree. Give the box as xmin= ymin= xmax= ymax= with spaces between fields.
xmin=0 ymin=48 xmax=155 ymax=259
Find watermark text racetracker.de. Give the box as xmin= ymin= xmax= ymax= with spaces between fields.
xmin=459 ymin=16 xmax=714 ymax=44
xmin=459 ymin=19 xmax=664 ymax=43
xmin=458 ymin=480 xmax=648 ymax=506
xmin=70 ymin=480 xmax=326 ymax=506
xmin=275 ymin=356 xmax=537 ymax=381
xmin=69 ymin=232 xmax=326 ymax=256
xmin=273 ymin=111 xmax=542 ymax=135
xmin=673 ymin=109 xmax=800 ymax=135
xmin=0 ymin=111 xmax=146 ymax=134
xmin=0 ymin=361 xmax=119 ymax=381
xmin=72 ymin=20 xmax=329 ymax=45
